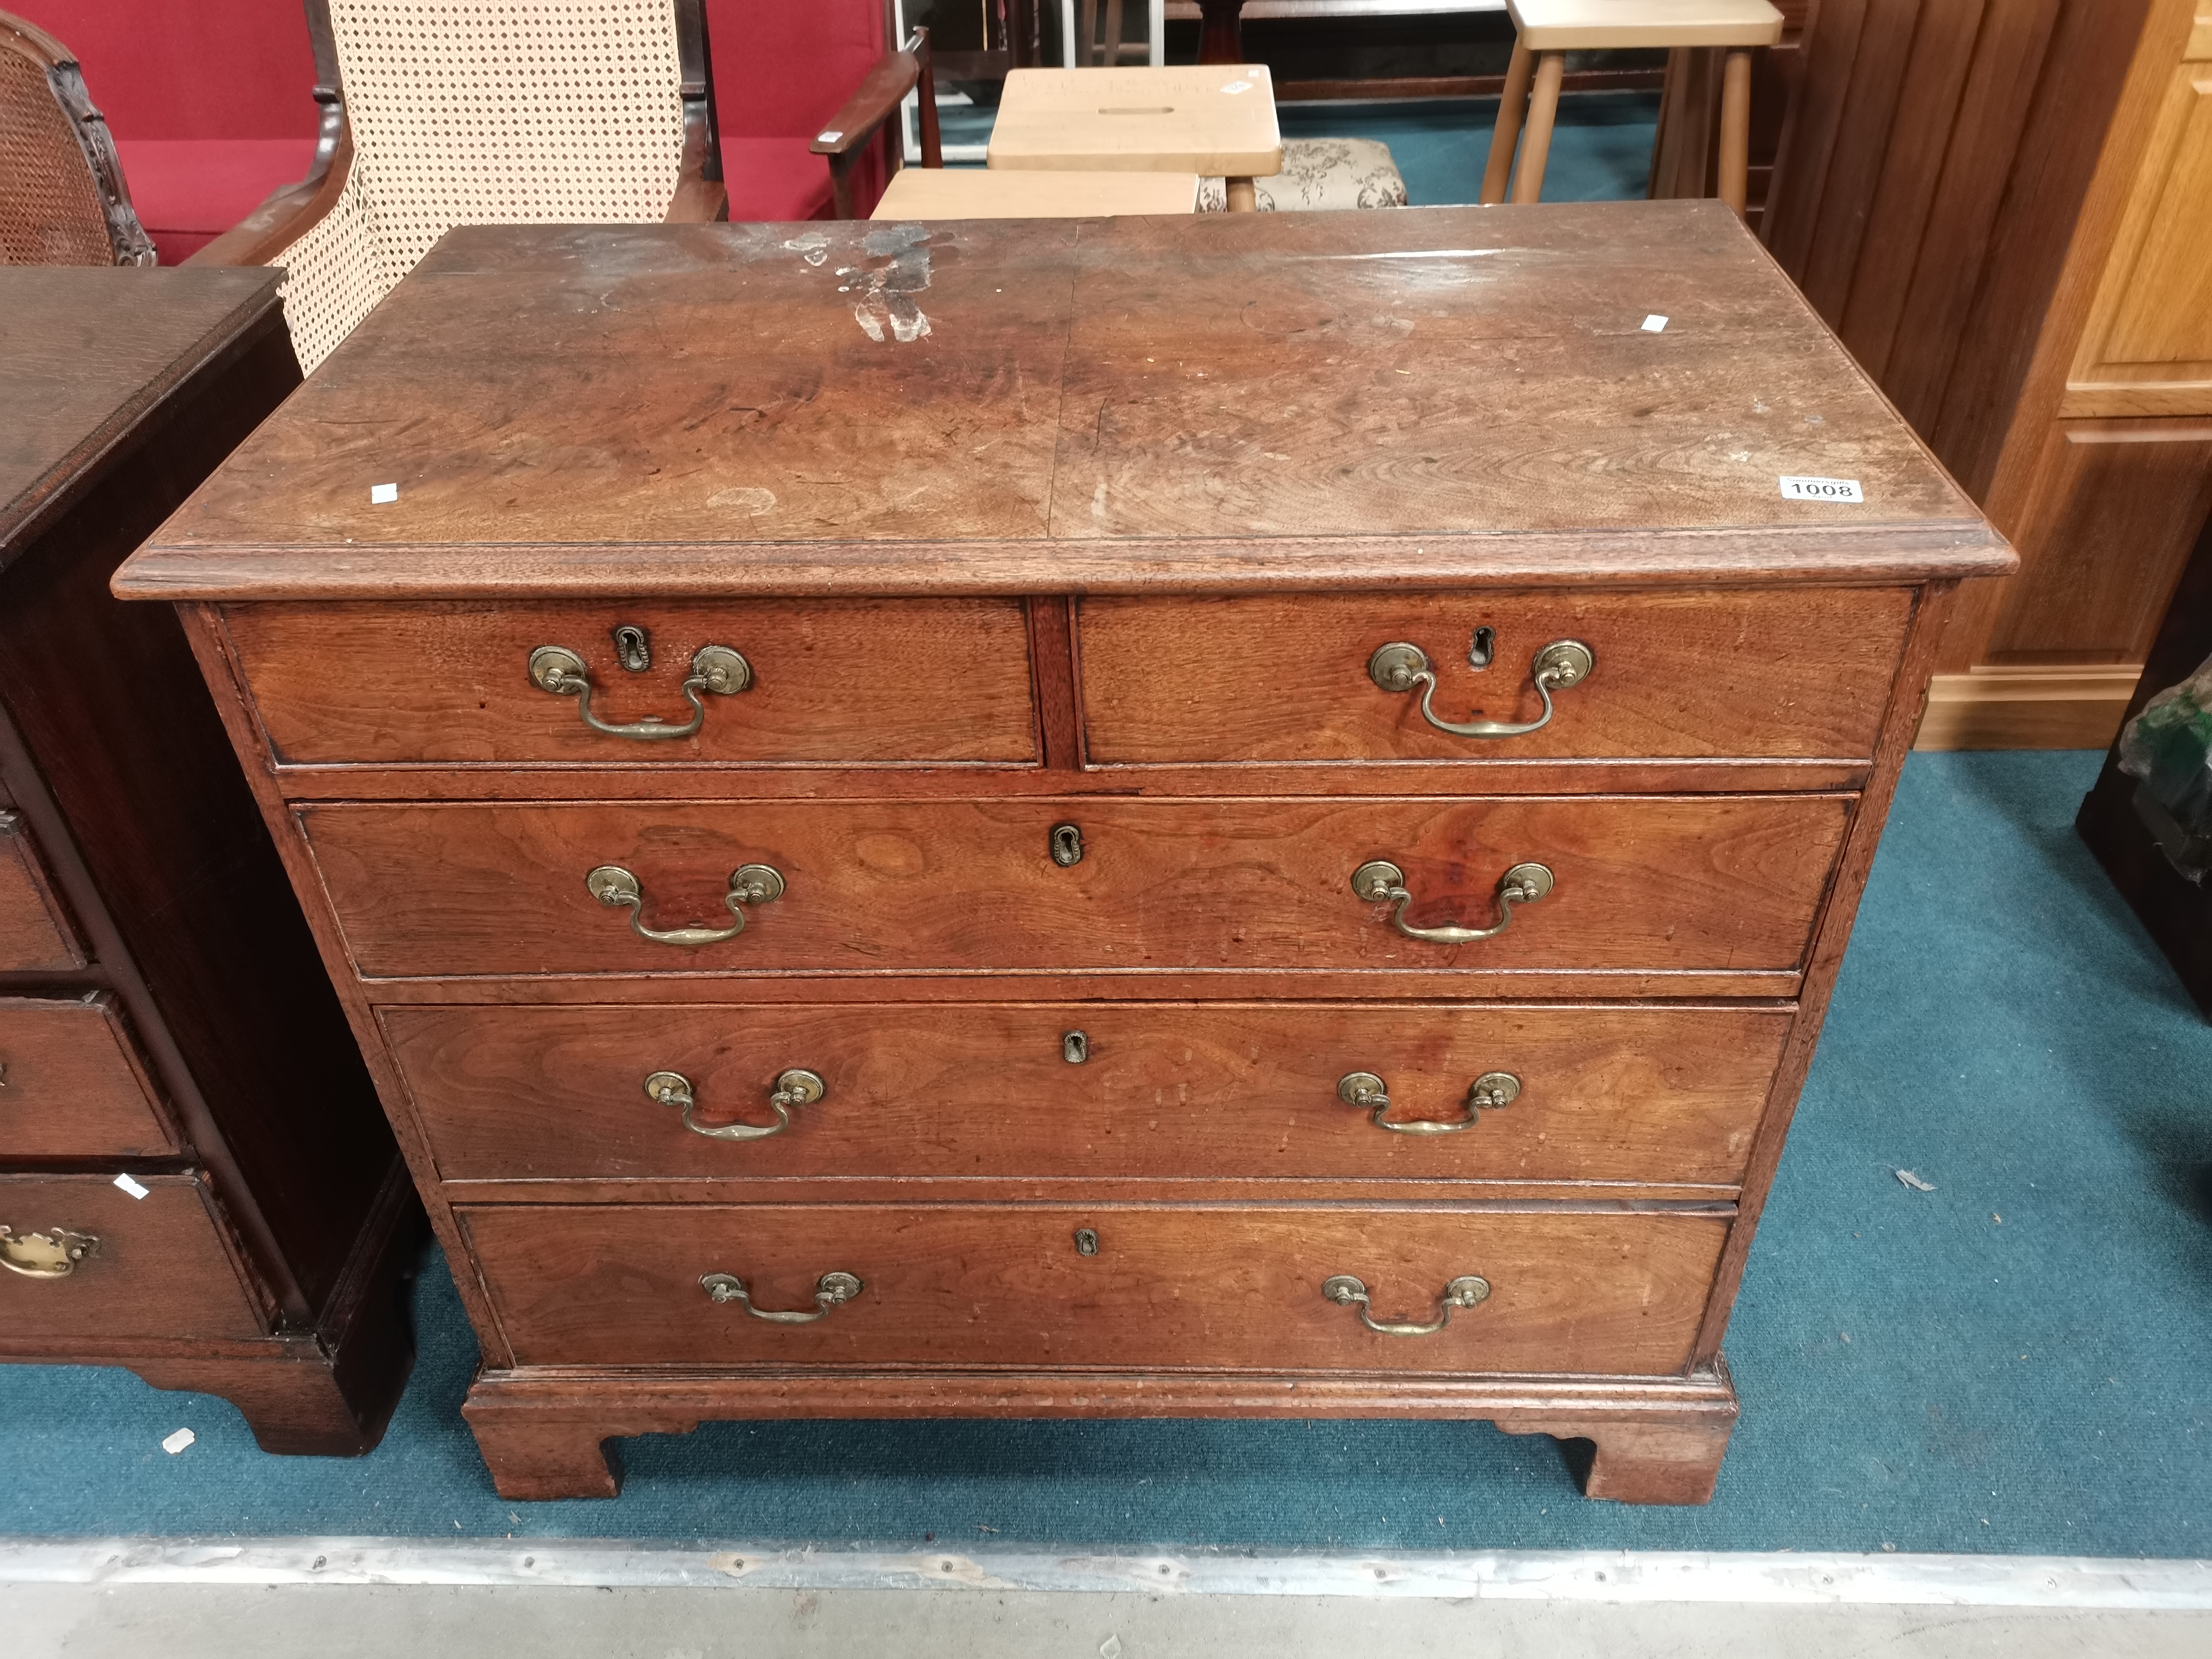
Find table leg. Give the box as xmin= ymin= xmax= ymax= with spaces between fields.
xmin=1511 ymin=51 xmax=1566 ymax=204
xmin=1719 ymin=48 xmax=1753 ymax=216
xmin=1481 ymin=39 xmax=1535 ymax=205
xmin=1226 ymin=177 xmax=1258 ymax=211
xmin=1197 ymin=0 xmax=1245 ymax=65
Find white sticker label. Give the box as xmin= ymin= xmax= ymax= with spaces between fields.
xmin=162 ymin=1428 xmax=196 ymax=1455
xmin=112 ymin=1173 xmax=150 ymax=1201
xmin=1641 ymin=314 xmax=1669 ymax=333
xmin=369 ymin=482 xmax=398 ymax=504
xmin=1220 ymin=79 xmax=1253 ymax=94
xmin=1779 ymin=475 xmax=1864 ymax=503
xmin=816 ymin=129 xmax=842 ymax=144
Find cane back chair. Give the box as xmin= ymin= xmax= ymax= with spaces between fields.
xmin=194 ymin=0 xmax=727 ymax=372
xmin=0 ymin=9 xmax=154 ymax=266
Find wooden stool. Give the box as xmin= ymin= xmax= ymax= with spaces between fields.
xmin=1481 ymin=1 xmax=1783 ymax=213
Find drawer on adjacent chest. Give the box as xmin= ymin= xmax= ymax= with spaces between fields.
xmin=459 ymin=1202 xmax=1729 ymax=1375
xmin=303 ymin=794 xmax=1849 ymax=979
xmin=219 ymin=598 xmax=1039 ymax=765
xmin=0 ymin=811 xmax=88 ymax=972
xmin=0 ymin=1173 xmax=264 ymax=1342
xmin=0 ymin=994 xmax=177 ymax=1159
xmin=1077 ymin=589 xmax=1914 ymax=764
xmin=391 ymin=1001 xmax=1785 ymax=1186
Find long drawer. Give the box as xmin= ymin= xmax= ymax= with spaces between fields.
xmin=305 ymin=794 xmax=1849 ymax=978
xmin=1078 ymin=589 xmax=1913 ymax=763
xmin=223 ymin=598 xmax=1040 ymax=766
xmin=392 ymin=1001 xmax=1787 ymax=1186
xmin=461 ymin=1202 xmax=1730 ymax=1374
xmin=0 ymin=994 xmax=177 ymax=1159
xmin=0 ymin=1173 xmax=264 ymax=1342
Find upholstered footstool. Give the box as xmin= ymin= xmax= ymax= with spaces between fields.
xmin=1200 ymin=137 xmax=1407 ymax=211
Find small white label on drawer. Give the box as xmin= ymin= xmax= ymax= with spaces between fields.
xmin=369 ymin=482 xmax=399 ymax=504
xmin=1641 ymin=314 xmax=1669 ymax=333
xmin=112 ymin=1173 xmax=150 ymax=1200
xmin=162 ymin=1428 xmax=195 ymax=1455
xmin=1779 ymin=475 xmax=1864 ymax=503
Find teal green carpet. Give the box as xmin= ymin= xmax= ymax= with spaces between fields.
xmin=4 ymin=751 xmax=2209 ymax=1553
xmin=938 ymin=92 xmax=1660 ymax=206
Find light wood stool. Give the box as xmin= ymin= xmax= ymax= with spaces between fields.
xmin=1481 ymin=1 xmax=1784 ymax=213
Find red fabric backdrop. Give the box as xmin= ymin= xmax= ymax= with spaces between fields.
xmin=16 ymin=0 xmax=890 ymax=261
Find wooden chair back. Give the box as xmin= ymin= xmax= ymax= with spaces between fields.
xmin=0 ymin=9 xmax=153 ymax=265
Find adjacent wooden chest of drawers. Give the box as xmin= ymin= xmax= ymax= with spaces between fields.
xmin=1 ymin=268 xmax=419 ymax=1452
xmin=117 ymin=204 xmax=2013 ymax=1503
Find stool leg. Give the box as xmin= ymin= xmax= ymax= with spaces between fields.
xmin=1482 ymin=39 xmax=1535 ymax=205
xmin=1512 ymin=52 xmax=1566 ymax=204
xmin=1719 ymin=48 xmax=1753 ymax=216
xmin=1226 ymin=178 xmax=1257 ymax=211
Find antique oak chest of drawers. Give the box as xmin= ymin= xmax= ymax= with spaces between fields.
xmin=116 ymin=203 xmax=2012 ymax=1503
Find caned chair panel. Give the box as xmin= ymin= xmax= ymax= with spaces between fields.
xmin=0 ymin=12 xmax=155 ymax=267
xmin=278 ymin=1 xmax=690 ymax=369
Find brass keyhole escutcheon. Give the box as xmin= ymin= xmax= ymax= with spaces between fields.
xmin=1062 ymin=1031 xmax=1089 ymax=1064
xmin=1074 ymin=1228 xmax=1100 ymax=1256
xmin=611 ymin=625 xmax=651 ymax=672
xmin=1049 ymin=823 xmax=1085 ymax=867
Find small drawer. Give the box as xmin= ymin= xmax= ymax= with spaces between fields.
xmin=0 ymin=1173 xmax=264 ymax=1342
xmin=1077 ymin=589 xmax=1914 ymax=764
xmin=305 ymin=793 xmax=1848 ymax=979
xmin=0 ymin=994 xmax=177 ymax=1159
xmin=393 ymin=1001 xmax=1786 ymax=1186
xmin=0 ymin=812 xmax=87 ymax=972
xmin=461 ymin=1202 xmax=1729 ymax=1374
xmin=222 ymin=598 xmax=1039 ymax=766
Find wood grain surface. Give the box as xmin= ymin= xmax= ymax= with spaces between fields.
xmin=0 ymin=811 xmax=86 ymax=971
xmin=0 ymin=993 xmax=176 ymax=1159
xmin=460 ymin=1201 xmax=1730 ymax=1374
xmin=112 ymin=206 xmax=2008 ymax=601
xmin=224 ymin=598 xmax=1039 ymax=766
xmin=1079 ymin=587 xmax=1912 ymax=762
xmin=385 ymin=1000 xmax=1788 ymax=1186
xmin=0 ymin=1173 xmax=264 ymax=1342
xmin=302 ymin=793 xmax=1849 ymax=979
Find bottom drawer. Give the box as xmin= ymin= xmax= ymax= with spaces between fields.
xmin=0 ymin=993 xmax=177 ymax=1158
xmin=0 ymin=1174 xmax=264 ymax=1343
xmin=462 ymin=1202 xmax=1729 ymax=1376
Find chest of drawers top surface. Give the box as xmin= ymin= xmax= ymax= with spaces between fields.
xmin=116 ymin=203 xmax=2008 ymax=601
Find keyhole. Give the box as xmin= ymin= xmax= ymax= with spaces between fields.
xmin=1050 ymin=823 xmax=1084 ymax=867
xmin=1467 ymin=626 xmax=1495 ymax=670
xmin=1073 ymin=1228 xmax=1100 ymax=1256
xmin=1062 ymin=1031 xmax=1088 ymax=1064
xmin=612 ymin=625 xmax=651 ymax=673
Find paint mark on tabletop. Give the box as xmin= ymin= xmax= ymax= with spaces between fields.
xmin=708 ymin=486 xmax=777 ymax=516
xmin=782 ymin=232 xmax=830 ymax=267
xmin=840 ymin=222 xmax=933 ymax=344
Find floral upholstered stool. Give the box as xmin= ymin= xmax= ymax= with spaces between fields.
xmin=1200 ymin=137 xmax=1407 ymax=211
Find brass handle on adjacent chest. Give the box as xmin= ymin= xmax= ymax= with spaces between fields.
xmin=647 ymin=1068 xmax=824 ymax=1140
xmin=0 ymin=1225 xmax=99 ymax=1279
xmin=529 ymin=644 xmax=751 ymax=740
xmin=700 ymin=1269 xmax=862 ymax=1323
xmin=1336 ymin=1070 xmax=1521 ymax=1132
xmin=1368 ymin=639 xmax=1593 ymax=738
xmin=1351 ymin=859 xmax=1552 ymax=944
xmin=1322 ymin=1273 xmax=1490 ymax=1336
xmin=586 ymin=863 xmax=784 ymax=947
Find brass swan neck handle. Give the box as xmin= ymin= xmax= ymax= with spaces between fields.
xmin=1322 ymin=1273 xmax=1490 ymax=1336
xmin=586 ymin=863 xmax=784 ymax=948
xmin=529 ymin=643 xmax=750 ymax=741
xmin=1336 ymin=1070 xmax=1521 ymax=1133
xmin=700 ymin=1270 xmax=862 ymax=1323
xmin=1352 ymin=859 xmax=1553 ymax=945
xmin=648 ymin=1068 xmax=824 ymax=1141
xmin=1368 ymin=638 xmax=1593 ymax=739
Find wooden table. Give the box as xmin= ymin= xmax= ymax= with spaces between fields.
xmin=116 ymin=204 xmax=2012 ymax=1503
xmin=874 ymin=168 xmax=1198 ymax=219
xmin=0 ymin=268 xmax=420 ymax=1454
xmin=987 ymin=64 xmax=1282 ymax=209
